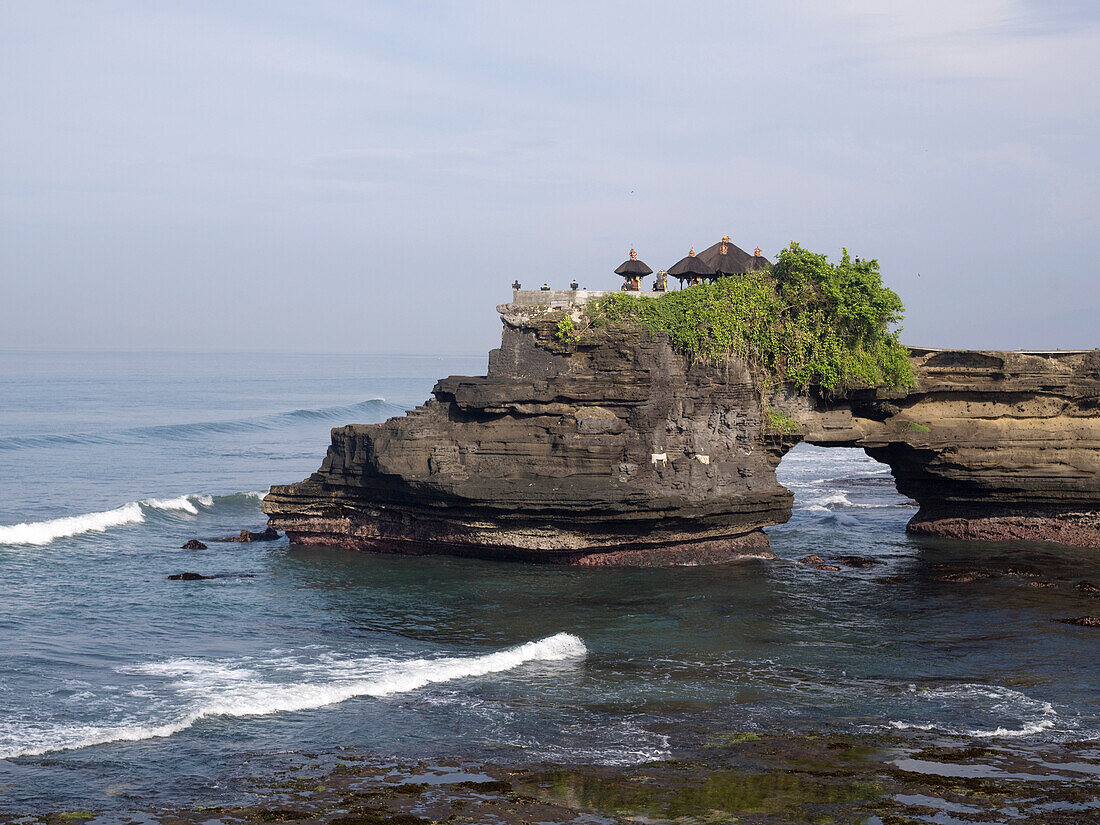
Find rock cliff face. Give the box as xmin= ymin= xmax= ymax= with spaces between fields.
xmin=799 ymin=348 xmax=1100 ymax=547
xmin=263 ymin=303 xmax=1100 ymax=563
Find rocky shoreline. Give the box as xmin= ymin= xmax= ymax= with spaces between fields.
xmin=263 ymin=300 xmax=1100 ymax=565
xmin=8 ymin=734 xmax=1098 ymax=824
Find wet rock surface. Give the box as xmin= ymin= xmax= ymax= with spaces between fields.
xmin=213 ymin=527 xmax=281 ymax=543
xmin=10 ymin=735 xmax=1095 ymax=825
xmin=1057 ymin=615 xmax=1100 ymax=627
xmin=180 ymin=539 xmax=207 ymax=550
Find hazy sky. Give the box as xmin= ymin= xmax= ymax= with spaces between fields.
xmin=2 ymin=1 xmax=1097 ymax=354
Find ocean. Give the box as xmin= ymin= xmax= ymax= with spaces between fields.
xmin=1 ymin=350 xmax=1098 ymax=815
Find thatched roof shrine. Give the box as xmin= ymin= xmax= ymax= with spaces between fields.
xmin=667 ymin=247 xmax=716 ymax=284
xmin=698 ymin=234 xmax=770 ymax=279
xmin=614 ymin=248 xmax=653 ymax=277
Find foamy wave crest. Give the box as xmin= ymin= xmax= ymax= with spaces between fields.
xmin=0 ymin=503 xmax=145 ymax=547
xmin=141 ymin=494 xmax=214 ymax=515
xmin=0 ymin=492 xmax=243 ymax=547
xmin=0 ymin=634 xmax=587 ymax=758
xmin=887 ymin=684 xmax=1060 ymax=740
xmin=804 ymin=491 xmax=855 ymax=511
xmin=801 ymin=490 xmax=896 ymax=512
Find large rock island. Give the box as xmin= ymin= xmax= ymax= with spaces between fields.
xmin=263 ymin=293 xmax=1100 ymax=564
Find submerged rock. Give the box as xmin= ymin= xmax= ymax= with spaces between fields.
xmin=214 ymin=527 xmax=280 ymax=543
xmin=830 ymin=555 xmax=883 ymax=568
xmin=1076 ymin=580 xmax=1100 ymax=596
xmin=167 ymin=572 xmax=209 ymax=581
xmin=937 ymin=570 xmax=1000 ymax=583
xmin=180 ymin=539 xmax=207 ymax=550
xmin=1056 ymin=616 xmax=1100 ymax=627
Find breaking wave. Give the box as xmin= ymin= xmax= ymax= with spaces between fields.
xmin=0 ymin=492 xmax=259 ymax=547
xmin=0 ymin=633 xmax=588 ymax=759
xmin=0 ymin=399 xmax=404 ymax=452
xmin=801 ymin=490 xmax=896 ymax=512
xmin=887 ymin=684 xmax=1061 ymax=739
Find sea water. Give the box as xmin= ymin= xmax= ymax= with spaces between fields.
xmin=1 ymin=350 xmax=1097 ymax=811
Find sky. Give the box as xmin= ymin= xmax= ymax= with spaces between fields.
xmin=1 ymin=1 xmax=1097 ymax=354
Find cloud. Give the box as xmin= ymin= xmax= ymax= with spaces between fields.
xmin=0 ymin=1 xmax=1097 ymax=351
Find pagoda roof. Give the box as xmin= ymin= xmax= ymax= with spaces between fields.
xmin=697 ymin=235 xmax=771 ymax=277
xmin=614 ymin=248 xmax=653 ymax=277
xmin=667 ymin=248 xmax=716 ymax=280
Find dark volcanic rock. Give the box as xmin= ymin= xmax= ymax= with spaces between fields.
xmin=829 ymin=555 xmax=883 ymax=568
xmin=937 ymin=570 xmax=1000 ymax=583
xmin=1056 ymin=616 xmax=1100 ymax=627
xmin=803 ymin=348 xmax=1100 ymax=548
xmin=264 ymin=308 xmax=793 ymax=565
xmin=215 ymin=527 xmax=281 ymax=543
xmin=181 ymin=539 xmax=208 ymax=550
xmin=168 ymin=572 xmax=210 ymax=580
xmin=800 ymin=554 xmax=826 ymax=565
xmin=262 ymin=298 xmax=1100 ymax=565
xmin=1076 ymin=580 xmax=1100 ymax=596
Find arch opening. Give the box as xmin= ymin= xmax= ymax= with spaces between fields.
xmin=767 ymin=442 xmax=916 ymax=559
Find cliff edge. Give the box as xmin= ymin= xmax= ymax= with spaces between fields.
xmin=263 ymin=301 xmax=1100 ymax=563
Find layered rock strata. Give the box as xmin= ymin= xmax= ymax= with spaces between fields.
xmin=799 ymin=348 xmax=1100 ymax=548
xmin=263 ymin=305 xmax=791 ymax=565
xmin=263 ymin=303 xmax=1100 ymax=563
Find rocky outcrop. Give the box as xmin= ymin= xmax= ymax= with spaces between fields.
xmin=263 ymin=304 xmax=791 ymax=565
xmin=797 ymin=348 xmax=1100 ymax=547
xmin=263 ymin=302 xmax=1100 ymax=563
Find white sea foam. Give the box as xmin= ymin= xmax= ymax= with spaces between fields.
xmin=0 ymin=503 xmax=145 ymax=546
xmin=0 ymin=633 xmax=587 ymax=759
xmin=0 ymin=493 xmax=238 ymax=547
xmin=888 ymin=721 xmax=936 ymax=731
xmin=887 ymin=684 xmax=1060 ymax=740
xmin=804 ymin=491 xmax=855 ymax=510
xmin=801 ymin=490 xmax=897 ymax=512
xmin=141 ymin=494 xmax=214 ymax=514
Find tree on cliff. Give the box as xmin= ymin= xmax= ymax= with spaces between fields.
xmin=578 ymin=242 xmax=913 ymax=393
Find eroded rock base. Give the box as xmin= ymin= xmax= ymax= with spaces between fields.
xmin=283 ymin=521 xmax=774 ymax=566
xmin=908 ymin=506 xmax=1100 ymax=548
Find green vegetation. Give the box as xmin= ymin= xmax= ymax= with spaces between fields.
xmin=907 ymin=421 xmax=931 ymax=433
xmin=522 ymin=769 xmax=882 ymax=820
xmin=766 ymin=410 xmax=802 ymax=434
xmin=581 ymin=243 xmax=913 ymax=393
xmin=704 ymin=731 xmax=763 ymax=747
xmin=554 ymin=313 xmax=579 ymax=345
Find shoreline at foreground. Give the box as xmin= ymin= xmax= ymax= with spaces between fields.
xmin=5 ymin=733 xmax=1098 ymax=825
